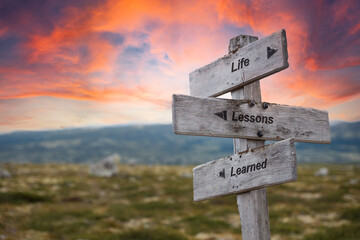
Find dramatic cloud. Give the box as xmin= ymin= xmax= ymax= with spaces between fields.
xmin=218 ymin=0 xmax=360 ymax=103
xmin=0 ymin=0 xmax=359 ymax=132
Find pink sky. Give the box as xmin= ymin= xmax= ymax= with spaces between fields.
xmin=0 ymin=0 xmax=359 ymax=133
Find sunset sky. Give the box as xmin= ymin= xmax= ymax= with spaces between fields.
xmin=0 ymin=0 xmax=359 ymax=133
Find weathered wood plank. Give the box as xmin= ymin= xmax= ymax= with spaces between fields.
xmin=193 ymin=138 xmax=297 ymax=202
xmin=232 ymin=79 xmax=271 ymax=240
xmin=189 ymin=29 xmax=288 ymax=97
xmin=237 ymin=189 xmax=270 ymax=240
xmin=172 ymin=94 xmax=331 ymax=144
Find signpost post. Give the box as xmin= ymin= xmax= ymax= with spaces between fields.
xmin=230 ymin=34 xmax=271 ymax=240
xmin=171 ymin=29 xmax=330 ymax=240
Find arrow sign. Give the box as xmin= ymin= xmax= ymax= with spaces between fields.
xmin=193 ymin=138 xmax=297 ymax=201
xmin=172 ymin=94 xmax=331 ymax=144
xmin=267 ymin=47 xmax=277 ymax=59
xmin=189 ymin=29 xmax=289 ymax=97
xmin=215 ymin=110 xmax=227 ymax=120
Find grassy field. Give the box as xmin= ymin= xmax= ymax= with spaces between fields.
xmin=0 ymin=163 xmax=359 ymax=240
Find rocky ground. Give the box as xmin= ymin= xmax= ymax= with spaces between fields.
xmin=0 ymin=163 xmax=359 ymax=240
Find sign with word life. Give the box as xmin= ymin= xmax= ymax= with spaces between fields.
xmin=189 ymin=29 xmax=288 ymax=97
xmin=193 ymin=138 xmax=297 ymax=201
xmin=172 ymin=94 xmax=331 ymax=144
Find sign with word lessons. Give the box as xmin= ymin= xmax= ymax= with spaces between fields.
xmin=193 ymin=138 xmax=297 ymax=201
xmin=189 ymin=29 xmax=288 ymax=97
xmin=172 ymin=94 xmax=331 ymax=144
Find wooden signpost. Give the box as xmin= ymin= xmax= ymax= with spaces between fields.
xmin=171 ymin=29 xmax=331 ymax=240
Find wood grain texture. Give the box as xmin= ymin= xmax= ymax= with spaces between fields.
xmin=230 ymin=36 xmax=270 ymax=240
xmin=237 ymin=188 xmax=270 ymax=240
xmin=172 ymin=94 xmax=331 ymax=144
xmin=189 ymin=29 xmax=288 ymax=98
xmin=228 ymin=35 xmax=258 ymax=54
xmin=232 ymin=81 xmax=270 ymax=240
xmin=193 ymin=138 xmax=297 ymax=201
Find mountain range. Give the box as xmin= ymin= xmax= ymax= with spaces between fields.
xmin=0 ymin=121 xmax=359 ymax=165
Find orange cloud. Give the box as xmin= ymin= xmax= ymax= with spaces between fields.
xmin=0 ymin=0 xmax=359 ymax=132
xmin=2 ymin=0 xmax=227 ymax=107
xmin=216 ymin=0 xmax=360 ymax=106
xmin=0 ymin=74 xmax=170 ymax=108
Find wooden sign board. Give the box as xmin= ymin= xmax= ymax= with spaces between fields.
xmin=189 ymin=29 xmax=289 ymax=97
xmin=172 ymin=94 xmax=331 ymax=144
xmin=193 ymin=138 xmax=297 ymax=201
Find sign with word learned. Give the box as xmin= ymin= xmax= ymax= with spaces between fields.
xmin=193 ymin=138 xmax=297 ymax=201
xmin=173 ymin=94 xmax=331 ymax=144
xmin=189 ymin=29 xmax=288 ymax=97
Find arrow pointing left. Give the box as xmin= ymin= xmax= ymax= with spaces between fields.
xmin=214 ymin=110 xmax=227 ymax=120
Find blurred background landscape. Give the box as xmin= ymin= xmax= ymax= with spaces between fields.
xmin=0 ymin=153 xmax=359 ymax=240
xmin=1 ymin=0 xmax=359 ymax=239
xmin=0 ymin=120 xmax=359 ymax=240
xmin=1 ymin=121 xmax=359 ymax=165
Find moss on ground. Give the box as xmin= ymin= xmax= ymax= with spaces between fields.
xmin=0 ymin=163 xmax=359 ymax=240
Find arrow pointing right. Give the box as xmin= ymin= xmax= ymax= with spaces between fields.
xmin=267 ymin=47 xmax=278 ymax=59
xmin=189 ymin=30 xmax=288 ymax=97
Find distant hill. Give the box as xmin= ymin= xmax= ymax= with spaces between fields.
xmin=0 ymin=122 xmax=359 ymax=165
xmin=295 ymin=121 xmax=360 ymax=163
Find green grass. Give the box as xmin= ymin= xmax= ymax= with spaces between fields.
xmin=0 ymin=191 xmax=52 ymax=204
xmin=22 ymin=206 xmax=104 ymax=239
xmin=108 ymin=204 xmax=137 ymax=222
xmin=133 ymin=201 xmax=180 ymax=211
xmin=26 ymin=207 xmax=102 ymax=229
xmin=94 ymin=228 xmax=188 ymax=240
xmin=270 ymin=221 xmax=303 ymax=234
xmin=304 ymin=224 xmax=360 ymax=240
xmin=341 ymin=207 xmax=360 ymax=221
xmin=182 ymin=215 xmax=231 ymax=235
xmin=0 ymin=163 xmax=359 ymax=240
